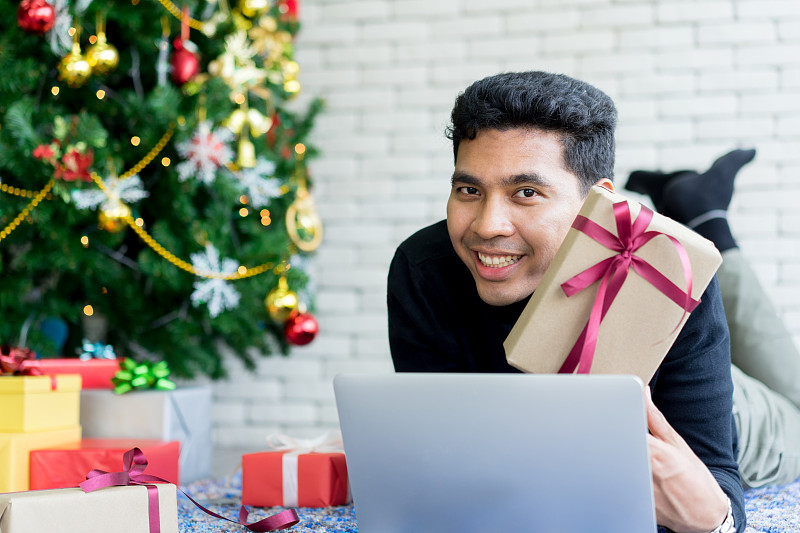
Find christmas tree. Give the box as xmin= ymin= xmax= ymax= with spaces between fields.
xmin=0 ymin=0 xmax=323 ymax=379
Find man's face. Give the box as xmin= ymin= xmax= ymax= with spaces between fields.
xmin=446 ymin=128 xmax=587 ymax=306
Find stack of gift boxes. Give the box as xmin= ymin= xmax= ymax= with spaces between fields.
xmin=0 ymin=358 xmax=209 ymax=492
xmin=0 ymin=360 xmax=348 ymax=531
xmin=0 ymin=358 xmax=214 ymax=532
xmin=0 ymin=373 xmax=83 ymax=493
xmin=0 ymin=355 xmax=349 ymax=516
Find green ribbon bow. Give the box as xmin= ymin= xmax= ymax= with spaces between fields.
xmin=112 ymin=359 xmax=177 ymax=394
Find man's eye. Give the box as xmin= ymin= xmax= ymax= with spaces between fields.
xmin=514 ymin=188 xmax=538 ymax=198
xmin=457 ymin=186 xmax=479 ymax=195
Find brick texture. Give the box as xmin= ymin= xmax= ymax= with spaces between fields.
xmin=209 ymin=0 xmax=800 ymax=451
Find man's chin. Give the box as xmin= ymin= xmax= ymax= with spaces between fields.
xmin=474 ymin=282 xmax=533 ymax=307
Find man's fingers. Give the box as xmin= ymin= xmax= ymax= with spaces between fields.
xmin=644 ymin=387 xmax=679 ymax=444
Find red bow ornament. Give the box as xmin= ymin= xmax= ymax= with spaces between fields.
xmin=0 ymin=346 xmax=42 ymax=376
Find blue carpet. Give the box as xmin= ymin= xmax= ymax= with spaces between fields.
xmin=178 ymin=475 xmax=800 ymax=532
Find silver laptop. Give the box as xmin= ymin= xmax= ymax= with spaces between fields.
xmin=333 ymin=373 xmax=656 ymax=533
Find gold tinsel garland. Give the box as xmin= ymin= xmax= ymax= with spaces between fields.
xmin=156 ymin=0 xmax=208 ymax=32
xmin=0 ymin=180 xmax=55 ymax=243
xmin=0 ymin=123 xmax=278 ymax=280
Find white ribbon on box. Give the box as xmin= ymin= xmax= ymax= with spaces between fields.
xmin=265 ymin=430 xmax=346 ymax=508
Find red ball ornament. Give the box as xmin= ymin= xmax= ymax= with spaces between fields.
xmin=284 ymin=312 xmax=318 ymax=346
xmin=279 ymin=0 xmax=298 ymax=19
xmin=170 ymin=39 xmax=200 ymax=86
xmin=17 ymin=0 xmax=55 ymax=34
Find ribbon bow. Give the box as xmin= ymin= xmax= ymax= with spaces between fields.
xmin=0 ymin=345 xmax=42 ymax=376
xmin=81 ymin=447 xmax=299 ymax=533
xmin=266 ymin=431 xmax=347 ymax=508
xmin=557 ymin=201 xmax=698 ymax=375
xmin=265 ymin=430 xmax=344 ymax=455
xmin=78 ymin=339 xmax=117 ymax=361
xmin=112 ymin=359 xmax=176 ymax=394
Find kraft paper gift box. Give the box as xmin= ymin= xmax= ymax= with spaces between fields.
xmin=242 ymin=451 xmax=349 ymax=508
xmin=79 ymin=386 xmax=212 ymax=483
xmin=505 ymin=186 xmax=723 ymax=384
xmin=0 ymin=374 xmax=81 ymax=433
xmin=36 ymin=358 xmax=121 ymax=389
xmin=29 ymin=438 xmax=180 ymax=490
xmin=0 ymin=483 xmax=178 ymax=533
xmin=0 ymin=425 xmax=81 ymax=492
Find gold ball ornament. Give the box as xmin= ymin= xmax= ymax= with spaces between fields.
xmin=265 ymin=276 xmax=299 ymax=323
xmin=98 ymin=201 xmax=130 ymax=233
xmin=281 ymin=60 xmax=301 ymax=96
xmin=283 ymin=79 xmax=301 ymax=97
xmin=282 ymin=60 xmax=300 ymax=78
xmin=86 ymin=34 xmax=119 ymax=76
xmin=58 ymin=47 xmax=92 ymax=88
xmin=239 ymin=0 xmax=269 ymax=18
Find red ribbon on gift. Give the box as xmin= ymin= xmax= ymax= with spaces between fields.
xmin=80 ymin=447 xmax=299 ymax=533
xmin=557 ymin=201 xmax=699 ymax=375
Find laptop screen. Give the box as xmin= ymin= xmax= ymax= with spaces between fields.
xmin=334 ymin=373 xmax=656 ymax=533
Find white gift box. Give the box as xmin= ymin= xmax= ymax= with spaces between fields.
xmin=79 ymin=386 xmax=212 ymax=483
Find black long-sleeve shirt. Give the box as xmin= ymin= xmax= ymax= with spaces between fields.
xmin=388 ymin=219 xmax=745 ymax=530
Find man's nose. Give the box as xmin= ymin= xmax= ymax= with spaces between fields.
xmin=470 ymin=197 xmax=514 ymax=238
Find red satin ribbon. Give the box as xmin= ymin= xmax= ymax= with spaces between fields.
xmin=557 ymin=201 xmax=699 ymax=375
xmin=80 ymin=447 xmax=299 ymax=533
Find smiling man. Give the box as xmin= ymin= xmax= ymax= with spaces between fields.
xmin=387 ymin=72 xmax=742 ymax=533
xmin=447 ymin=128 xmax=605 ymax=306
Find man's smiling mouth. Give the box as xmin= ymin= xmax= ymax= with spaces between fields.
xmin=477 ymin=252 xmax=522 ymax=268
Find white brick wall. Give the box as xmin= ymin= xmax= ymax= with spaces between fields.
xmin=209 ymin=0 xmax=800 ymax=455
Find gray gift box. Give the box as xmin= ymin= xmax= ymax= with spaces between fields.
xmin=79 ymin=386 xmax=212 ymax=483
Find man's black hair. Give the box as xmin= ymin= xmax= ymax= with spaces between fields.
xmin=446 ymin=71 xmax=617 ymax=194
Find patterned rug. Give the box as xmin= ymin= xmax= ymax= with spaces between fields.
xmin=178 ymin=475 xmax=800 ymax=532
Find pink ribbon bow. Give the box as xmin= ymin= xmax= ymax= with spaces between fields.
xmin=81 ymin=447 xmax=299 ymax=533
xmin=557 ymin=201 xmax=699 ymax=375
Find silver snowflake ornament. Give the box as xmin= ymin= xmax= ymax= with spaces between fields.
xmin=235 ymin=158 xmax=282 ymax=207
xmin=176 ymin=121 xmax=235 ymax=185
xmin=190 ymin=243 xmax=242 ymax=318
xmin=71 ymin=175 xmax=149 ymax=212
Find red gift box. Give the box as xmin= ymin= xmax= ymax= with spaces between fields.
xmin=35 ymin=359 xmax=121 ymax=389
xmin=242 ymin=451 xmax=349 ymax=508
xmin=29 ymin=438 xmax=180 ymax=489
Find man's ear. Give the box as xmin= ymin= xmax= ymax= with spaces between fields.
xmin=595 ymin=178 xmax=615 ymax=192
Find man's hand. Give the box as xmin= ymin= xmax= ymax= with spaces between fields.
xmin=645 ymin=387 xmax=730 ymax=533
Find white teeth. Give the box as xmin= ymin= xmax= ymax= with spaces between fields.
xmin=477 ymin=252 xmax=521 ymax=268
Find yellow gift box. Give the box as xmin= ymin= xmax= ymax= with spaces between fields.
xmin=0 ymin=425 xmax=81 ymax=492
xmin=0 ymin=484 xmax=178 ymax=533
xmin=0 ymin=374 xmax=82 ymax=433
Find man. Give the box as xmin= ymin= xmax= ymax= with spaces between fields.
xmin=388 ymin=72 xmax=742 ymax=532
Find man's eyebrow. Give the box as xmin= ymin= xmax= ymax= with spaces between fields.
xmin=502 ymin=173 xmax=553 ymax=188
xmin=451 ymin=171 xmax=480 ymax=186
xmin=451 ymin=171 xmax=553 ymax=188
